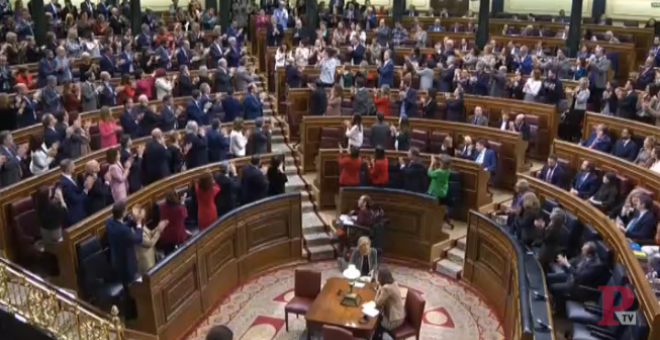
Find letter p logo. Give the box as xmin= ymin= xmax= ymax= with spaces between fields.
xmin=598 ymin=286 xmax=636 ymax=326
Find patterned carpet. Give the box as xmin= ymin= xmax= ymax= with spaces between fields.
xmin=185 ymin=261 xmax=504 ymax=340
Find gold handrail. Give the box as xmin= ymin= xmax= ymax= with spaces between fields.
xmin=0 ymin=257 xmax=124 ymax=340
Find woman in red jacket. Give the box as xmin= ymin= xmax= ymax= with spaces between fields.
xmin=196 ymin=172 xmax=220 ymax=231
xmin=158 ymin=190 xmax=188 ymax=255
xmin=368 ymin=146 xmax=389 ymax=187
xmin=339 ymin=146 xmax=363 ymax=186
xmin=373 ymin=85 xmax=390 ymax=116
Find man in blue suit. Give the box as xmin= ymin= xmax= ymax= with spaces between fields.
xmin=348 ymin=37 xmax=365 ymax=65
xmin=377 ymin=50 xmax=394 ymax=87
xmin=513 ymin=114 xmax=531 ymax=142
xmin=438 ymin=58 xmax=456 ymax=93
xmin=618 ymin=194 xmax=658 ymax=241
xmin=136 ymin=24 xmax=152 ymax=51
xmin=400 ymin=147 xmax=428 ymax=193
xmin=155 ymin=40 xmax=172 ymax=70
xmin=186 ymin=90 xmax=206 ymax=125
xmin=207 ymin=119 xmax=230 ymax=162
xmin=398 ymin=79 xmax=418 ymax=118
xmin=580 ymin=123 xmax=612 ymax=153
xmin=240 ymin=155 xmax=269 ymax=204
xmin=98 ymin=72 xmax=117 ymax=107
xmin=537 ymin=154 xmax=566 ymax=187
xmin=41 ymin=76 xmax=63 ymax=115
xmin=474 ymin=139 xmax=497 ymax=173
xmin=611 ymin=128 xmax=638 ymax=162
xmin=105 ymin=201 xmax=167 ymax=285
xmin=221 ymin=90 xmax=242 ymax=123
xmin=243 ymin=85 xmax=263 ymax=120
xmin=37 ymin=50 xmax=57 ymax=88
xmin=119 ymin=98 xmax=139 ymax=138
xmin=176 ymin=41 xmax=192 ymax=70
xmin=118 ymin=44 xmax=135 ymax=75
xmin=515 ymin=46 xmax=533 ymax=75
xmin=59 ymin=159 xmax=93 ymax=227
xmin=99 ymin=47 xmax=117 ymax=78
xmin=569 ymin=160 xmax=600 ymax=199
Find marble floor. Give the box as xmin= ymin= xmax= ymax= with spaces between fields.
xmin=184 ymin=261 xmax=504 ymax=340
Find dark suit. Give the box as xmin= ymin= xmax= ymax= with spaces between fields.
xmin=475 ymin=149 xmax=497 ymax=172
xmin=59 ymin=175 xmax=88 ymax=227
xmin=349 ymin=44 xmax=365 ymax=65
xmin=159 ymin=105 xmax=177 ymax=132
xmin=250 ymin=127 xmax=270 ymax=155
xmin=119 ymin=109 xmax=139 ymax=138
xmin=580 ymin=132 xmax=612 ymax=153
xmin=184 ymin=133 xmax=208 ymax=169
xmin=44 ymin=127 xmax=61 ymax=148
xmin=625 ymin=210 xmax=658 ymax=241
xmin=438 ymin=66 xmax=455 ymax=93
xmin=401 ymin=160 xmax=428 ymax=193
xmin=185 ymin=99 xmax=205 ymax=125
xmin=617 ymin=92 xmax=638 ymax=120
xmin=571 ymin=171 xmax=600 ymax=199
xmin=309 ymin=88 xmax=327 ymax=115
xmin=142 ymin=140 xmax=171 ymax=185
xmin=207 ymin=129 xmax=230 ymax=162
xmin=240 ymin=164 xmax=269 ymax=204
xmin=399 ymin=88 xmax=418 ymax=117
xmin=423 ymin=98 xmax=437 ymax=118
xmin=242 ymin=93 xmax=263 ymax=120
xmin=514 ymin=122 xmax=531 ymax=141
xmin=285 ymin=65 xmax=302 ymax=88
xmin=377 ymin=60 xmax=394 ymax=87
xmin=178 ymin=74 xmax=195 ymax=96
xmin=0 ymin=146 xmax=22 ymax=188
xmin=215 ymin=68 xmax=233 ymax=93
xmin=370 ymin=121 xmax=390 ymax=148
xmin=612 ymin=138 xmax=638 ymax=162
xmin=80 ymin=175 xmax=112 ymax=216
xmin=537 ymin=164 xmax=566 ymax=187
xmin=99 ymin=82 xmax=117 ymax=107
xmin=105 ymin=217 xmax=142 ymax=284
xmin=445 ymin=96 xmax=464 ymax=122
xmin=266 ymin=24 xmax=285 ymax=46
xmin=137 ymin=107 xmax=159 ymax=137
xmin=512 ymin=208 xmax=539 ymax=246
xmin=214 ymin=173 xmax=239 ymax=216
xmin=534 ymin=223 xmax=563 ymax=267
xmin=221 ymin=95 xmax=242 ymax=123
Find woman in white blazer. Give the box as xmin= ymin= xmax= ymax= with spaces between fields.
xmin=344 ymin=114 xmax=363 ymax=149
xmin=565 ymin=77 xmax=591 ymax=141
xmin=29 ymin=135 xmax=58 ymax=175
xmin=229 ymin=118 xmax=250 ymax=157
xmin=155 ymin=72 xmax=175 ymax=100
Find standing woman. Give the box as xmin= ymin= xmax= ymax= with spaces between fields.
xmin=373 ymin=269 xmax=405 ymax=340
xmin=522 ymin=69 xmax=542 ymax=102
xmin=35 ymin=186 xmax=66 ymax=246
xmin=373 ymin=85 xmax=390 ymax=117
xmin=326 ymin=84 xmax=343 ymax=116
xmin=196 ymin=172 xmax=220 ymax=231
xmin=107 ymin=147 xmax=131 ymax=202
xmin=565 ymin=77 xmax=590 ymax=142
xmin=267 ymin=154 xmax=288 ymax=196
xmin=344 ymin=113 xmax=363 ymax=149
xmin=98 ymin=106 xmax=120 ymax=148
xmin=229 ymin=118 xmax=249 ymax=158
xmin=390 ymin=116 xmax=410 ymax=151
xmin=158 ymin=189 xmax=188 ymax=255
xmin=512 ymin=192 xmax=541 ymax=247
xmin=29 ymin=134 xmax=58 ymax=175
xmin=368 ymin=146 xmax=388 ymax=187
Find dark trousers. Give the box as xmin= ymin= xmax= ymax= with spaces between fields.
xmin=560 ymin=109 xmax=585 ymax=142
xmin=590 ymin=86 xmax=605 ymax=111
xmin=372 ymin=318 xmax=391 ymax=340
xmin=547 ymin=271 xmax=574 ymax=314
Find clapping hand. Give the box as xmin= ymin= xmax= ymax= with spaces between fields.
xmin=556 ymin=254 xmax=569 ymax=266
xmin=84 ymin=176 xmax=95 ymax=191
xmin=156 ymin=220 xmax=169 ymax=233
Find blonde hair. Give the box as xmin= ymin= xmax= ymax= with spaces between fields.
xmin=357 ymin=236 xmax=371 ymax=255
xmin=521 ymin=192 xmax=540 ymax=212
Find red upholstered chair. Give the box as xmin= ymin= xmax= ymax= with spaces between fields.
xmin=284 ymin=269 xmax=322 ymax=331
xmin=322 ymin=325 xmax=354 ymax=340
xmin=391 ymin=290 xmax=426 ymax=340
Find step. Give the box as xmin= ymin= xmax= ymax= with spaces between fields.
xmin=271 ymin=134 xmax=285 ymax=144
xmin=285 ymin=155 xmax=296 ymax=167
xmin=284 ymin=167 xmax=298 ymax=176
xmin=456 ymin=237 xmax=467 ymax=251
xmin=446 ymin=248 xmax=466 ymax=265
xmin=302 ymin=211 xmax=324 ymax=229
xmin=303 ymin=231 xmax=333 ymax=247
xmin=302 ymin=200 xmax=315 ymax=213
xmin=285 ymin=175 xmax=306 ymax=193
xmin=306 ymin=244 xmax=336 ymax=261
xmin=271 ymin=142 xmax=291 ymax=154
xmin=435 ymin=259 xmax=463 ymax=280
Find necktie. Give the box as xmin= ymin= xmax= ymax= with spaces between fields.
xmin=473 ymin=117 xmax=478 ymax=125
xmin=589 ymin=137 xmax=600 ymax=148
xmin=626 ymin=215 xmax=641 ymax=232
xmin=545 ymin=167 xmax=553 ymax=182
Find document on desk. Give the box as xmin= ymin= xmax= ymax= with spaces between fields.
xmin=339 ymin=214 xmax=356 ymax=225
xmin=362 ymin=301 xmax=379 ymax=317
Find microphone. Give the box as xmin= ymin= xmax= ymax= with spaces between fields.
xmin=533 ymin=291 xmax=547 ymax=301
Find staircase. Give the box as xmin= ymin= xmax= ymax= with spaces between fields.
xmin=269 ymin=118 xmax=337 ymax=261
xmin=435 ymin=236 xmax=466 ymax=279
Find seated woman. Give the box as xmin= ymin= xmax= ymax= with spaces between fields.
xmin=588 ymin=172 xmax=619 ymax=214
xmin=351 ymin=195 xmax=385 ymax=229
xmin=348 ymin=236 xmax=379 ymax=278
xmin=373 ymin=269 xmax=406 ymax=340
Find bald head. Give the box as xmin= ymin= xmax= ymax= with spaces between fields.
xmin=152 ymin=128 xmax=163 ymax=139
xmin=86 ymin=160 xmax=100 ymax=174
xmin=138 ymin=95 xmax=148 ymax=104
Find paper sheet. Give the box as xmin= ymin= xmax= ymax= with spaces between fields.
xmin=354 ymin=282 xmax=365 ymax=288
xmin=339 ymin=214 xmax=355 ymax=225
xmin=362 ymin=301 xmax=376 ymax=309
xmin=362 ymin=307 xmax=380 ymax=317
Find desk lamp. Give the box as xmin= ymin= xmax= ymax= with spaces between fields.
xmin=341 ymin=264 xmax=362 ymax=307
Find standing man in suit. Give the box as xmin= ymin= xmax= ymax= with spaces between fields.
xmin=186 ymin=90 xmax=206 ymax=125
xmin=309 ymin=80 xmax=328 ymax=116
xmin=370 ymin=112 xmax=390 ymax=148
xmin=0 ymin=131 xmax=27 ymax=188
xmin=81 ymin=72 xmax=99 ymax=112
xmin=221 ymin=90 xmax=243 ymax=123
xmin=467 ymin=106 xmax=488 ymax=126
xmin=618 ymin=194 xmax=658 ymax=241
xmin=398 ymin=79 xmax=418 ymax=118
xmin=119 ymin=98 xmax=139 ymax=138
xmin=348 ymin=36 xmax=365 ymax=65
xmin=399 ymin=147 xmax=428 ymax=193
xmin=59 ymin=158 xmax=93 ymax=227
xmin=537 ymin=154 xmax=565 ymax=187
xmin=207 ymin=119 xmax=230 ymax=162
xmin=423 ymin=89 xmax=438 ymax=118
xmin=241 ymin=155 xmax=269 ymax=204
xmin=438 ymin=57 xmax=456 ymax=93
xmin=235 ymin=61 xmax=257 ymax=92
xmin=214 ymin=161 xmax=239 ymax=217
xmin=489 ymin=66 xmax=508 ymax=98
xmin=14 ymin=84 xmax=38 ymax=128
xmin=250 ymin=117 xmax=271 ymax=155
xmin=377 ymin=50 xmax=394 ymax=87
xmin=98 ymin=72 xmax=117 ymax=107
xmin=611 ymin=128 xmax=638 ymax=162
xmin=215 ymin=59 xmax=233 ymax=94
xmin=352 ymin=78 xmax=373 ymax=115
xmin=588 ymin=47 xmax=611 ymax=110
xmin=159 ymin=95 xmax=178 ymax=132
xmin=184 ymin=121 xmax=209 ymax=169
xmin=445 ymin=88 xmax=465 ymax=122
xmin=616 ymin=80 xmax=638 ymax=121
xmin=41 ymin=76 xmax=63 ymax=115
xmin=142 ymin=129 xmax=171 ymax=185
xmin=176 ymin=41 xmax=192 ymax=70
xmin=569 ymin=160 xmax=601 ymax=199
xmin=474 ymin=139 xmax=497 ymax=174
xmin=243 ymin=84 xmax=263 ymax=120
xmin=80 ymin=160 xmax=112 ymax=216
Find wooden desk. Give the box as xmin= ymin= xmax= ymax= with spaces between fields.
xmin=305 ymin=277 xmax=377 ymax=339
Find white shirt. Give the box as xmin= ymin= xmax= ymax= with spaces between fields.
xmin=651 ymin=161 xmax=660 ymax=174
xmin=229 ymin=130 xmax=248 ymax=157
xmin=475 ymin=151 xmax=485 ymax=164
xmin=345 ymin=125 xmax=363 ymax=149
xmin=155 ymin=78 xmax=173 ymax=100
xmin=349 ymin=30 xmax=367 ymax=45
xmin=30 ymin=144 xmax=52 ymax=175
xmin=500 ymin=120 xmax=508 ymax=130
xmin=319 ymin=57 xmax=339 ymax=84
xmin=523 ymin=78 xmax=542 ymax=96
xmin=275 ymin=49 xmax=289 ymax=68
